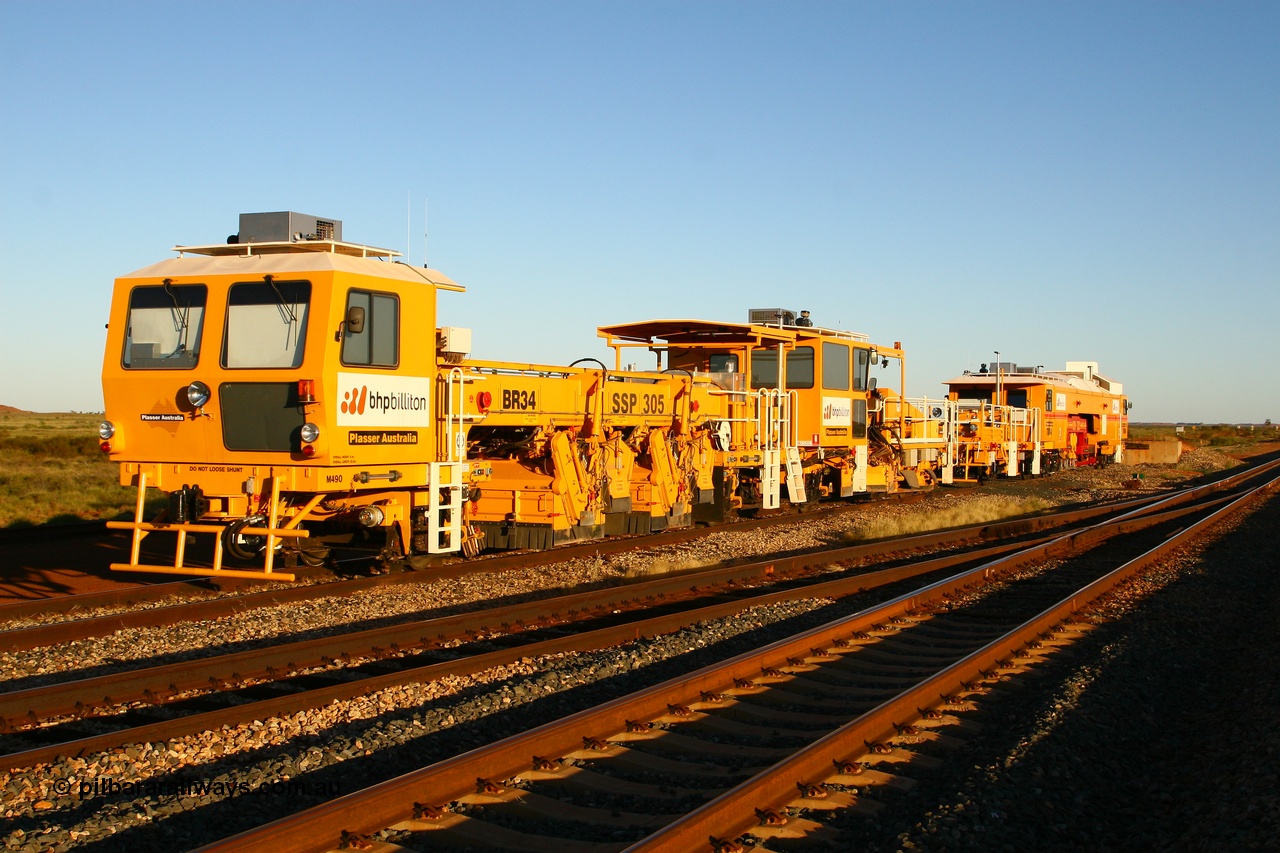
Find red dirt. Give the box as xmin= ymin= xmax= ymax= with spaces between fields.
xmin=0 ymin=533 xmax=180 ymax=605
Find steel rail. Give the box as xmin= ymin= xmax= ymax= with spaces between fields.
xmin=8 ymin=487 xmax=1231 ymax=771
xmin=0 ymin=492 xmax=1155 ymax=654
xmin=0 ymin=536 xmax=1018 ymax=730
xmin=0 ymin=504 xmax=856 ymax=620
xmin=6 ymin=451 xmax=1275 ymax=620
xmin=0 ymin=502 xmax=867 ymax=633
xmin=186 ymin=477 xmax=1260 ymax=853
xmin=0 ymin=466 xmax=1254 ymax=768
xmin=0 ymin=578 xmax=216 ymax=624
xmin=0 ymin=486 xmax=1201 ymax=732
xmin=623 ymin=468 xmax=1280 ymax=851
xmin=0 ymin=535 xmax=1046 ymax=771
xmin=10 ymin=453 xmax=1274 ymax=639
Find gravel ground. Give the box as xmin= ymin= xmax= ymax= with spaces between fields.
xmin=1 ymin=597 xmax=847 ymax=852
xmin=0 ymin=448 xmax=1262 ymax=852
xmin=0 ymin=492 xmax=1084 ymax=689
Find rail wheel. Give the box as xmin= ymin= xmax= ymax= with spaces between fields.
xmin=296 ymin=537 xmax=330 ymax=567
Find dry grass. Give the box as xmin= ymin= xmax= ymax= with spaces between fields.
xmin=844 ymin=496 xmax=1053 ymax=542
xmin=0 ymin=411 xmax=102 ymax=441
xmin=1130 ymin=422 xmax=1279 ymax=448
xmin=0 ymin=412 xmax=144 ymax=528
xmin=621 ymin=554 xmax=720 ymax=579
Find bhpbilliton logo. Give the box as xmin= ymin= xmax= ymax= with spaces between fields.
xmin=341 ymin=386 xmax=368 ymax=415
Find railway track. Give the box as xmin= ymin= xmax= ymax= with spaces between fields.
xmin=3 ymin=449 xmax=1260 ymax=620
xmin=0 ymin=458 xmax=1269 ymax=845
xmin=182 ymin=462 xmax=1280 ymax=853
xmin=0 ymin=492 xmax=1138 ymax=654
xmin=0 ymin=502 xmax=881 ymax=625
xmin=0 ymin=471 xmax=1267 ymax=741
xmin=0 ymin=502 xmax=1134 ymax=767
xmin=3 ymin=454 xmax=1266 ymax=654
xmin=15 ymin=445 xmax=1274 ymax=623
xmin=1 ymin=460 xmax=1275 ymax=851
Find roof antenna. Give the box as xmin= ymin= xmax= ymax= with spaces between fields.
xmin=423 ymin=197 xmax=429 ymax=268
xmin=406 ymin=190 xmax=412 ymax=265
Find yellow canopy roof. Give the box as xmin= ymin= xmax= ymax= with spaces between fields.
xmin=598 ymin=319 xmax=797 ymax=347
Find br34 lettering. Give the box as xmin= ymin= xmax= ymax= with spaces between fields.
xmin=501 ymin=389 xmax=537 ymax=410
xmin=611 ymin=392 xmax=666 ymax=415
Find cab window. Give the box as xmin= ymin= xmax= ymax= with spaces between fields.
xmin=853 ymin=399 xmax=868 ymax=438
xmin=956 ymin=389 xmax=992 ymax=406
xmin=709 ymin=353 xmax=739 ymax=373
xmin=751 ymin=346 xmax=815 ymax=389
xmin=853 ymin=347 xmax=870 ymax=391
xmin=785 ymin=346 xmax=814 ymax=389
xmin=123 ymin=283 xmax=206 ymax=369
xmin=222 ymin=279 xmax=310 ymax=369
xmin=822 ymin=342 xmax=849 ymax=390
xmin=341 ymin=290 xmax=399 ymax=367
xmin=750 ymin=349 xmax=779 ymax=389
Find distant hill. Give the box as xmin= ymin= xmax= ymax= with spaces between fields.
xmin=0 ymin=405 xmax=29 ymax=414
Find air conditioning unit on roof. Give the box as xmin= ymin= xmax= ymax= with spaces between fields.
xmin=748 ymin=308 xmax=795 ymax=326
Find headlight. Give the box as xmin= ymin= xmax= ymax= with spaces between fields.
xmin=187 ymin=381 xmax=212 ymax=408
xmin=98 ymin=421 xmax=115 ymax=440
xmin=300 ymin=422 xmax=320 ymax=443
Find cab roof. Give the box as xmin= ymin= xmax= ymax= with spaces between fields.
xmin=945 ymin=371 xmax=1121 ymax=395
xmin=176 ymin=239 xmax=397 ymax=259
xmin=120 ymin=242 xmax=462 ymax=291
xmin=598 ymin=319 xmax=797 ymax=347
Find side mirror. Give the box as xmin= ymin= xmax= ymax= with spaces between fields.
xmin=346 ymin=306 xmax=366 ymax=335
xmin=869 ymin=352 xmax=879 ymax=365
xmin=868 ymin=377 xmax=878 ymax=391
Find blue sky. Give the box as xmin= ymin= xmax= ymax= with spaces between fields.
xmin=2 ymin=1 xmax=1276 ymax=422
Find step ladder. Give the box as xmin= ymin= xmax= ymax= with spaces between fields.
xmin=761 ymin=449 xmax=781 ymax=510
xmin=428 ymin=461 xmax=467 ymax=553
xmin=784 ymin=446 xmax=807 ymax=503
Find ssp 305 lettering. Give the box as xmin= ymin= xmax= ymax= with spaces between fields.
xmin=610 ymin=392 xmax=666 ymax=414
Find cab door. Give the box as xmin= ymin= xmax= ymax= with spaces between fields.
xmin=818 ymin=341 xmax=853 ymax=450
